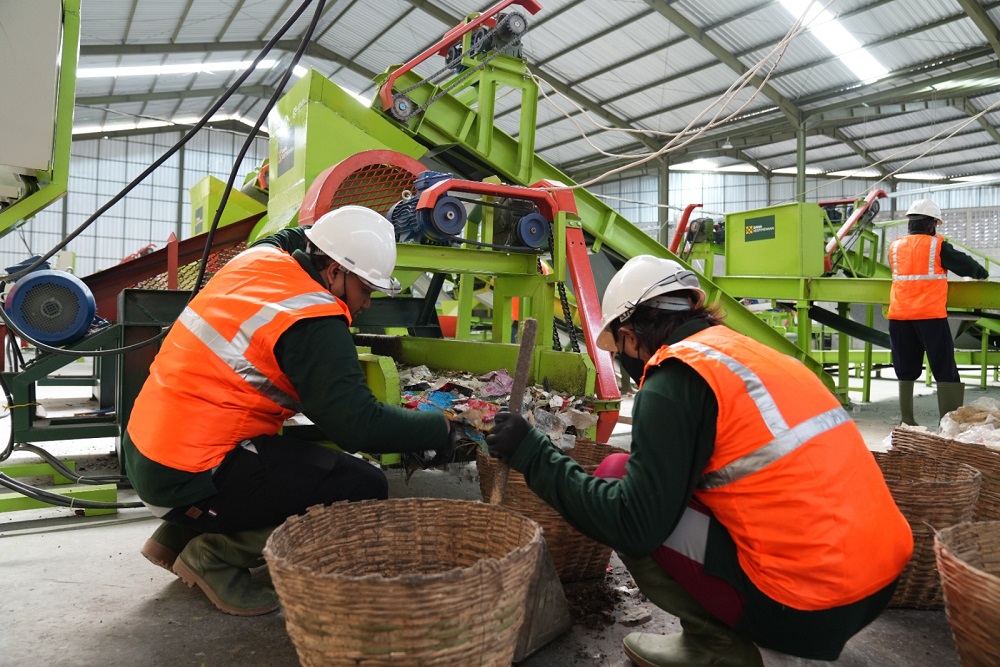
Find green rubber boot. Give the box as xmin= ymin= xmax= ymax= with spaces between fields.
xmin=937 ymin=382 xmax=965 ymax=421
xmin=898 ymin=380 xmax=917 ymax=426
xmin=172 ymin=526 xmax=279 ymax=616
xmin=619 ymin=554 xmax=763 ymax=667
xmin=141 ymin=521 xmax=201 ymax=573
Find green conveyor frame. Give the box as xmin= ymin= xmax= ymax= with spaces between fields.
xmin=368 ymin=66 xmax=837 ymax=394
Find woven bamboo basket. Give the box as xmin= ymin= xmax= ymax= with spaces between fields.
xmin=935 ymin=521 xmax=1000 ymax=666
xmin=476 ymin=439 xmax=627 ymax=582
xmin=891 ymin=427 xmax=1000 ymax=521
xmin=874 ymin=451 xmax=982 ymax=609
xmin=263 ymin=498 xmax=542 ymax=667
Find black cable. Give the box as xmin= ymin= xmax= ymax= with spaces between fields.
xmin=191 ymin=0 xmax=327 ymax=295
xmin=0 ymin=0 xmax=318 ymax=286
xmin=0 ymin=0 xmax=330 ymax=511
xmin=0 ymin=0 xmax=322 ymax=358
xmin=0 ymin=371 xmax=14 ymax=463
xmin=14 ymin=443 xmax=126 ymax=484
xmin=0 ymin=471 xmax=143 ymax=509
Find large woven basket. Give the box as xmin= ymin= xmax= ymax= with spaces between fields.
xmin=263 ymin=498 xmax=543 ymax=667
xmin=891 ymin=427 xmax=1000 ymax=521
xmin=874 ymin=450 xmax=982 ymax=609
xmin=476 ymin=439 xmax=626 ymax=582
xmin=935 ymin=521 xmax=1000 ymax=666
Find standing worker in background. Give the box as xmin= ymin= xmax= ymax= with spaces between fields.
xmin=124 ymin=206 xmax=455 ymax=616
xmin=486 ymin=255 xmax=912 ymax=667
xmin=889 ymin=198 xmax=988 ymax=426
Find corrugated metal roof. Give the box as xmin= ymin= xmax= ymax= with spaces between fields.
xmin=316 ymin=0 xmax=416 ymax=62
xmin=173 ymin=0 xmax=237 ymax=43
xmin=63 ymin=0 xmax=1000 ymax=181
xmin=523 ymin=0 xmax=647 ymax=64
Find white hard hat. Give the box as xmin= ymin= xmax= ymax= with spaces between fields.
xmin=905 ymin=199 xmax=942 ymax=221
xmin=305 ymin=205 xmax=401 ymax=295
xmin=596 ymin=255 xmax=706 ymax=352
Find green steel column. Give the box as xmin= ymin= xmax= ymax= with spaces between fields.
xmin=176 ymin=143 xmax=186 ymax=239
xmin=796 ymin=123 xmax=806 ymax=203
xmin=797 ymin=298 xmax=812 ymax=363
xmin=658 ymin=158 xmax=670 ymax=247
xmin=863 ymin=304 xmax=874 ymax=403
xmin=838 ymin=302 xmax=849 ymax=397
xmin=982 ymin=328 xmax=989 ymax=389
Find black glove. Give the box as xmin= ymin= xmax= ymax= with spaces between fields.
xmin=427 ymin=420 xmax=462 ymax=467
xmin=485 ymin=411 xmax=531 ymax=463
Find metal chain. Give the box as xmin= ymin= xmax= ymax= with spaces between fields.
xmin=396 ymin=13 xmax=527 ymax=118
xmin=558 ymin=281 xmax=580 ymax=352
xmin=545 ymin=223 xmax=580 ymax=353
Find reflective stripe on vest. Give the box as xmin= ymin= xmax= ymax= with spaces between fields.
xmin=670 ymin=340 xmax=852 ymax=490
xmin=890 ymin=236 xmax=946 ymax=281
xmin=176 ymin=291 xmax=339 ymax=412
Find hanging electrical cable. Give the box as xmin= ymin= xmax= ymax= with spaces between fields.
xmin=0 ymin=0 xmax=329 ymax=510
xmin=0 ymin=0 xmax=322 ymax=359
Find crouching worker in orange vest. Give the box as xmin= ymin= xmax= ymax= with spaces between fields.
xmin=888 ymin=198 xmax=988 ymax=426
xmin=486 ymin=255 xmax=913 ymax=666
xmin=124 ymin=206 xmax=457 ymax=616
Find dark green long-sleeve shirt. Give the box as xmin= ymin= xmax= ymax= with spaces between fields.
xmin=509 ymin=318 xmax=719 ymax=559
xmin=124 ymin=232 xmax=446 ymax=508
xmin=507 ymin=318 xmax=897 ymax=656
xmin=939 ymin=239 xmax=989 ymax=279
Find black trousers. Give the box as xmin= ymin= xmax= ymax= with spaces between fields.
xmin=164 ymin=434 xmax=388 ymax=533
xmin=888 ymin=318 xmax=960 ymax=383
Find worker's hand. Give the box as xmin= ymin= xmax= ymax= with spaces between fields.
xmin=427 ymin=419 xmax=461 ymax=467
xmin=486 ymin=411 xmax=530 ymax=463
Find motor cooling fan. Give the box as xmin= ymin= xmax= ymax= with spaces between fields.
xmin=4 ymin=270 xmax=96 ymax=346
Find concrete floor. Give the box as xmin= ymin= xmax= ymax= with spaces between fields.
xmin=1 ymin=372 xmax=988 ymax=666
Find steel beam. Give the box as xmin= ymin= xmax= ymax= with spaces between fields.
xmin=641 ymin=0 xmax=800 ymax=122
xmin=956 ymin=0 xmax=1000 ymax=58
xmin=957 ymin=98 xmax=1000 ymax=147
xmin=712 ymin=276 xmax=1000 ymax=309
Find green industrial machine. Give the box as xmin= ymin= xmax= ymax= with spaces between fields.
xmin=189 ymin=175 xmax=267 ymax=237
xmin=0 ymin=0 xmax=79 ymax=238
xmin=244 ymin=3 xmax=838 ymax=424
xmin=693 ymin=195 xmax=1000 ymax=401
xmin=15 ymin=0 xmax=1000 ymax=516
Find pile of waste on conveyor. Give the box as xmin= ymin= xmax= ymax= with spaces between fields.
xmin=397 ymin=364 xmax=599 ymax=474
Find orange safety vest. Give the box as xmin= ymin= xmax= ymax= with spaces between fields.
xmin=128 ymin=247 xmax=351 ymax=473
xmin=644 ymin=326 xmax=912 ymax=611
xmin=888 ymin=234 xmax=948 ymax=320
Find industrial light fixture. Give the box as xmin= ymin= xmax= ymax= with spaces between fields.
xmin=78 ymin=60 xmax=278 ymax=78
xmin=722 ymin=138 xmax=733 ymax=150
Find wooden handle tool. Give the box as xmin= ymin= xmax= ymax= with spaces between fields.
xmin=489 ymin=317 xmax=538 ymax=505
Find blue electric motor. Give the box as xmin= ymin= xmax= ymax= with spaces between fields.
xmin=4 ymin=270 xmax=97 ymax=346
xmin=388 ymin=170 xmax=468 ymax=244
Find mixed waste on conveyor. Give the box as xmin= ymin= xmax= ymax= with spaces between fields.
xmin=396 ymin=364 xmax=600 ymax=475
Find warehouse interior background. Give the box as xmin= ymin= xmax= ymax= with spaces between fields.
xmin=5 ymin=0 xmax=1000 ymax=271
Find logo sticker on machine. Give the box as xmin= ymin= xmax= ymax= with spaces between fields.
xmin=744 ymin=214 xmax=776 ymax=241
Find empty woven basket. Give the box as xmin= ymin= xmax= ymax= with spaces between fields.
xmin=263 ymin=498 xmax=542 ymax=667
xmin=477 ymin=439 xmax=626 ymax=582
xmin=874 ymin=450 xmax=982 ymax=609
xmin=891 ymin=427 xmax=1000 ymax=521
xmin=935 ymin=521 xmax=1000 ymax=667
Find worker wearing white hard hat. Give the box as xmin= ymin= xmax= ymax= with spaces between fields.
xmin=123 ymin=205 xmax=457 ymax=616
xmin=888 ymin=198 xmax=988 ymax=426
xmin=486 ymin=255 xmax=912 ymax=666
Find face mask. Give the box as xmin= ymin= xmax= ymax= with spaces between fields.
xmin=618 ymin=352 xmax=647 ymax=385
